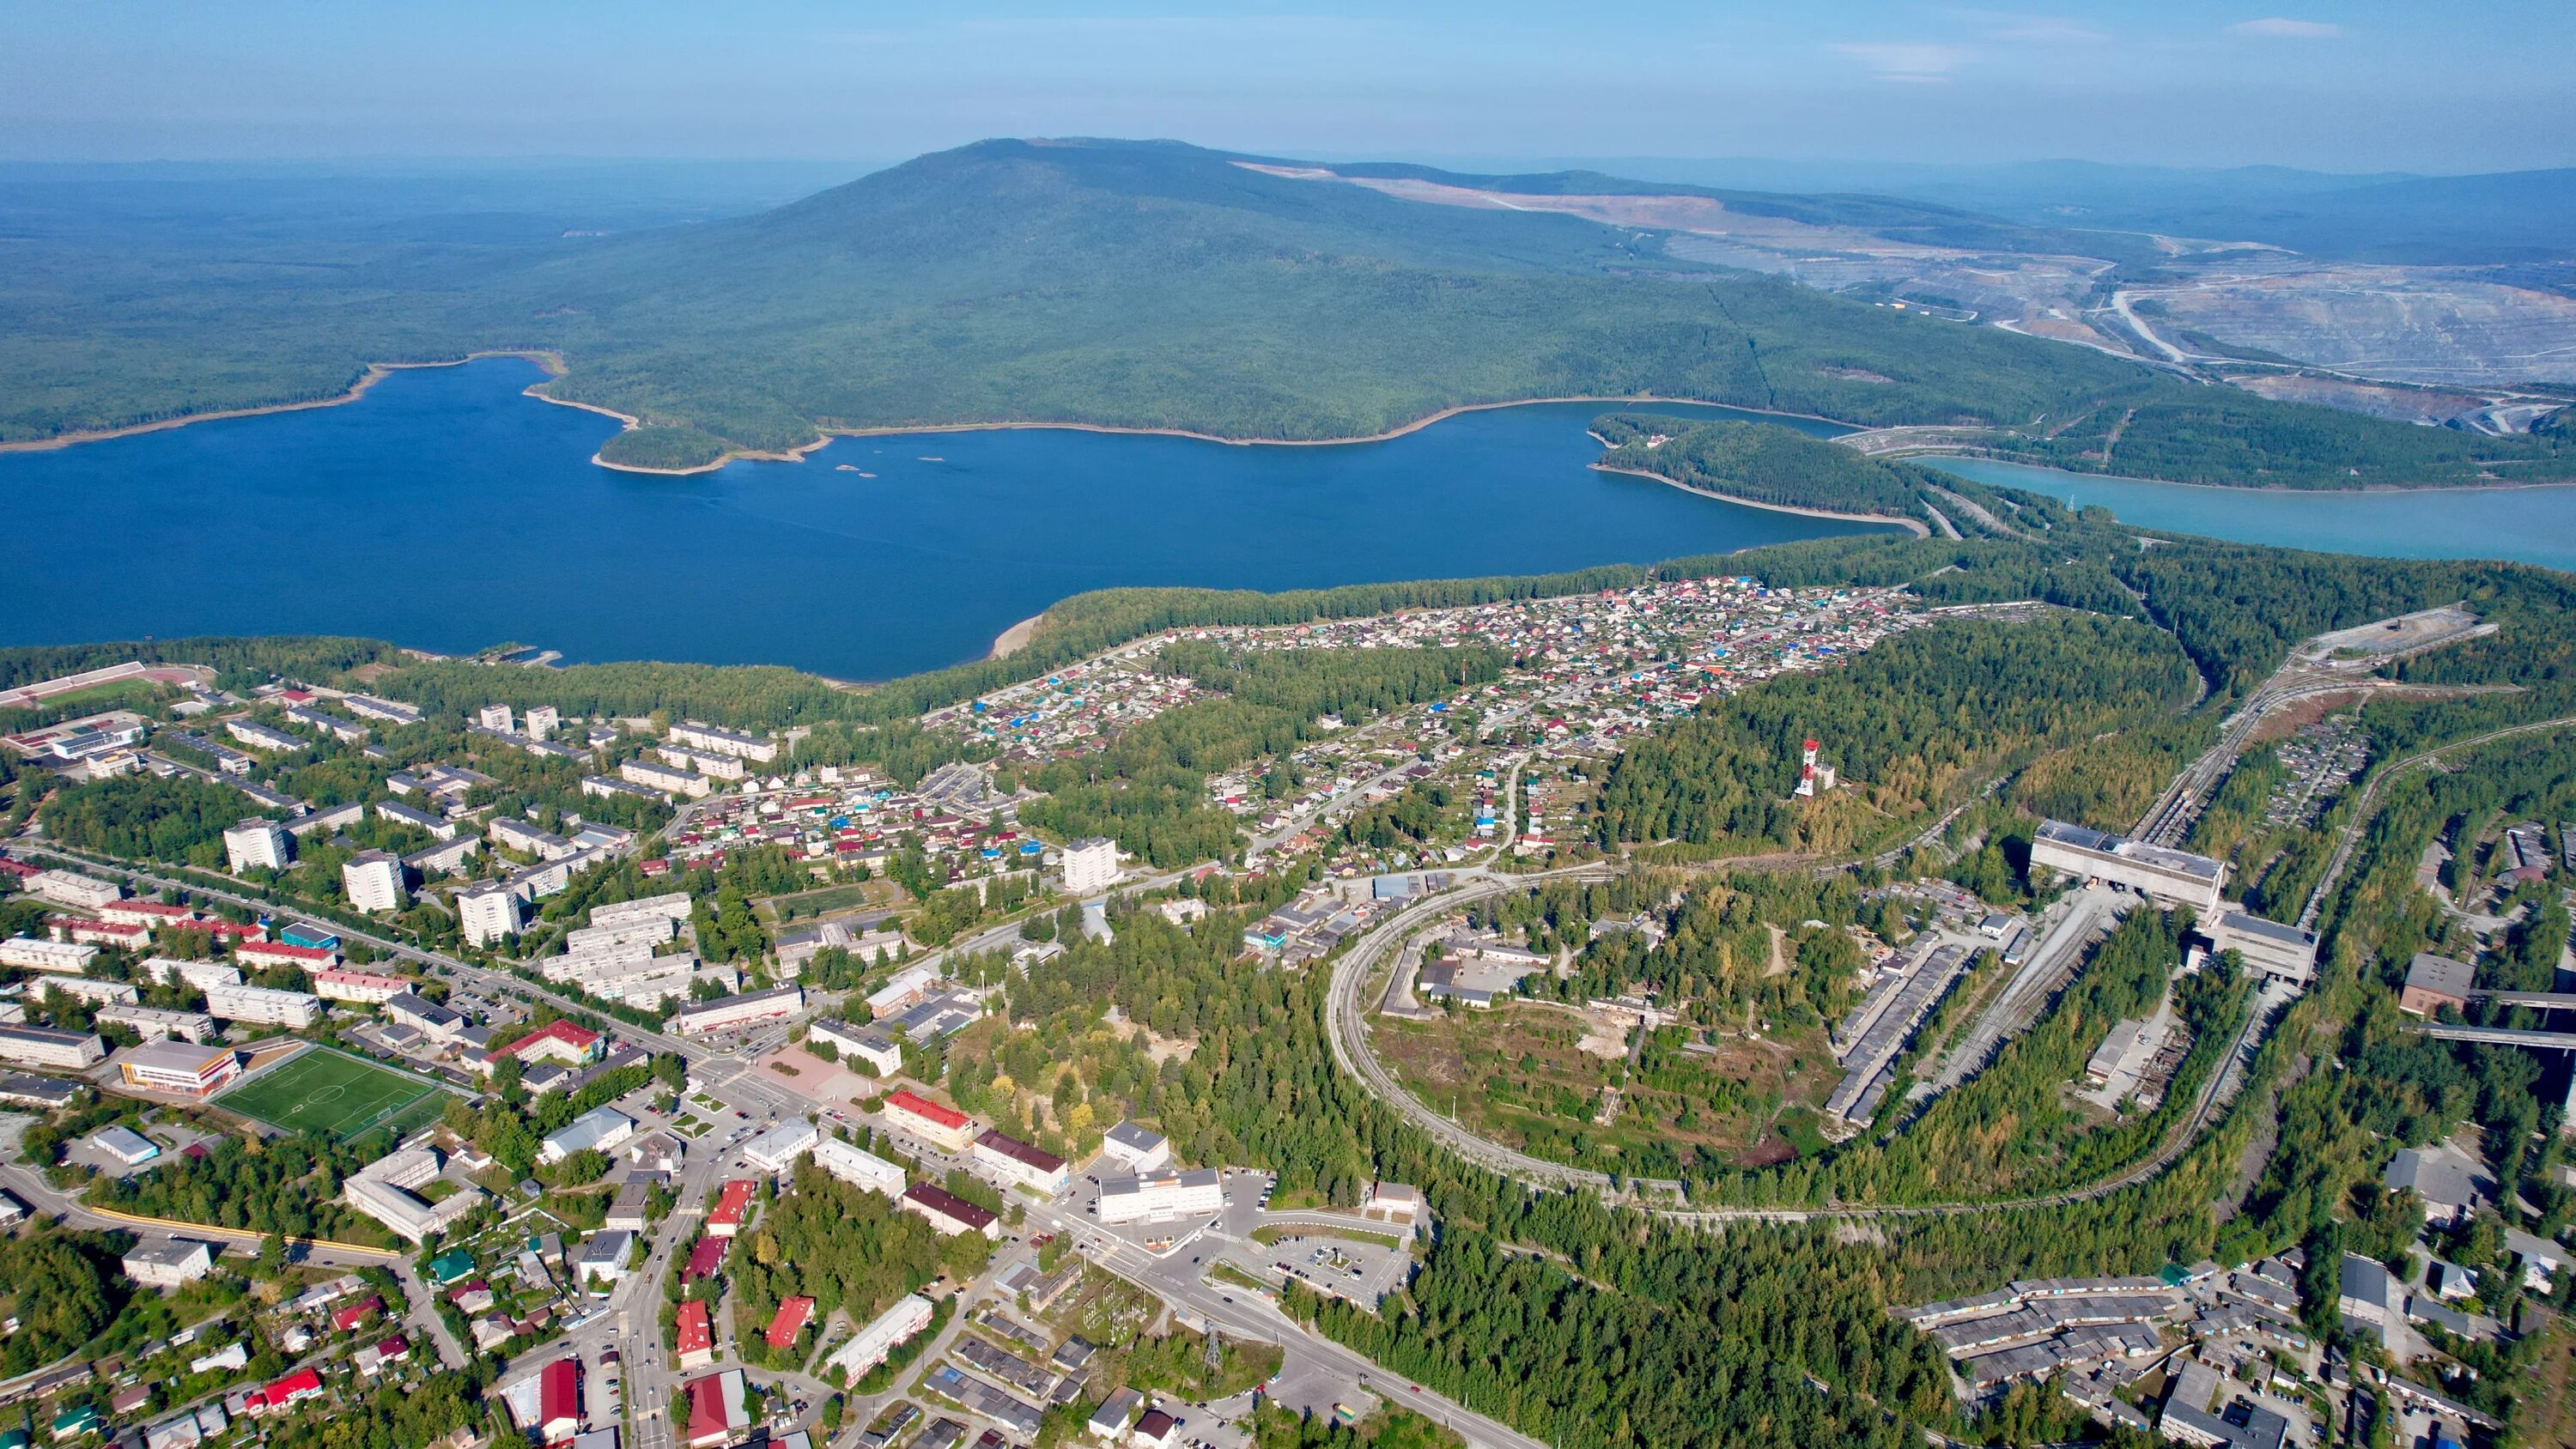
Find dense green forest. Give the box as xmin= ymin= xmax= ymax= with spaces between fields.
xmin=1592 ymin=412 xmax=1939 ymax=521
xmin=5 ymin=137 xmax=2555 ymax=491
xmin=1981 ymin=385 xmax=2573 ymax=489
xmin=1594 ymin=612 xmax=2200 ymax=854
xmin=0 ymin=1228 xmax=131 ymax=1375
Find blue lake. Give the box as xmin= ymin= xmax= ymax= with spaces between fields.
xmin=1926 ymin=457 xmax=2576 ymax=574
xmin=0 ymin=357 xmax=1889 ymax=680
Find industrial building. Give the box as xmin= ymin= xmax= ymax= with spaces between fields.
xmin=2205 ymin=912 xmax=2318 ymax=986
xmin=2029 ymin=820 xmax=2227 ymax=913
xmin=2401 ymin=953 xmax=2476 ymax=1016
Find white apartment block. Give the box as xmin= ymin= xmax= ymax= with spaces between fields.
xmin=619 ymin=758 xmax=713 ymax=799
xmin=313 ymin=968 xmax=410 ymax=1004
xmin=523 ymin=706 xmax=560 ymax=740
xmin=0 ymin=1025 xmax=109 ymax=1070
xmin=457 ymin=882 xmax=526 ymax=947
xmin=562 ymin=915 xmax=675 ymax=955
xmin=0 ymin=937 xmax=99 ymax=973
xmin=666 ymin=720 xmax=779 ymax=763
xmin=655 ymin=743 xmax=748 ymax=781
xmin=588 ymin=892 xmax=694 ymax=929
xmin=25 ymin=870 xmax=123 ymax=911
xmin=223 ymin=818 xmax=291 ymax=873
xmin=225 ymin=718 xmax=305 ymax=754
xmin=341 ymin=694 xmax=422 ymax=724
xmin=96 ymin=1004 xmax=221 ymax=1044
xmin=825 ymin=1294 xmax=933 ymax=1383
xmin=1060 ymin=837 xmax=1121 ymax=896
xmin=204 ymin=983 xmax=322 ymax=1028
xmin=343 ymin=851 xmax=409 ymax=913
xmin=812 ymin=1136 xmax=907 ymax=1197
xmin=477 ymin=704 xmax=514 ymax=732
xmin=35 ymin=974 xmax=138 ymax=1006
xmin=375 ymin=798 xmax=457 ymax=839
xmin=141 ymin=957 xmax=243 ymax=991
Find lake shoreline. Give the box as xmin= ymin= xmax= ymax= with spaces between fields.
xmin=1917 ymin=451 xmax=2576 ymax=498
xmin=1591 ymin=464 xmax=1932 ymax=537
xmin=0 ymin=350 xmax=569 ymax=455
xmin=987 ymin=614 xmax=1045 ymax=660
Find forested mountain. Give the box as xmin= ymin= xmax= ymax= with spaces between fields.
xmin=7 ymin=137 xmax=2566 ymax=487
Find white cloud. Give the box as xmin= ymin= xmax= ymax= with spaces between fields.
xmin=1949 ymin=11 xmax=2111 ymax=45
xmin=1829 ymin=42 xmax=1974 ymax=82
xmin=2226 ymin=18 xmax=2345 ymax=38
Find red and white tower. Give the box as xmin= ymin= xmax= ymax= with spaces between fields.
xmin=1795 ymin=738 xmax=1821 ymax=798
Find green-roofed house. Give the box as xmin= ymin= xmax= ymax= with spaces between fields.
xmin=428 ymin=1247 xmax=477 ymax=1284
xmin=48 ymin=1404 xmax=100 ymax=1442
xmin=3 ymin=1423 xmax=33 ymax=1449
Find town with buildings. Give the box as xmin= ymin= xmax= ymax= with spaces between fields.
xmin=0 ymin=590 xmax=2567 ymax=1449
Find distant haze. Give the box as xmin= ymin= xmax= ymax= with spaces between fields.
xmin=4 ymin=1 xmax=2570 ymax=173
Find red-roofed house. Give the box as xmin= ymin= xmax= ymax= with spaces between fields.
xmin=538 ymin=1356 xmax=582 ymax=1443
xmin=765 ymin=1294 xmax=814 ymax=1350
xmin=491 ymin=1019 xmax=605 ymax=1067
xmin=100 ymin=900 xmax=197 ymax=929
xmin=900 ymin=1183 xmax=999 ymax=1240
xmin=331 ymin=1294 xmax=382 ymax=1332
xmin=676 ymin=1299 xmax=714 ymax=1368
xmin=50 ymin=917 xmax=149 ymax=949
xmin=683 ymin=1234 xmax=729 ymax=1281
xmin=258 ymin=1367 xmax=325 ymax=1412
xmin=683 ymin=1371 xmax=748 ymax=1448
xmin=882 ymin=1088 xmax=975 ymax=1151
xmin=708 ymin=1179 xmax=756 ymax=1237
xmin=238 ymin=938 xmax=337 ymax=969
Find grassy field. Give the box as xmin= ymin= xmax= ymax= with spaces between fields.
xmin=758 ymin=879 xmax=904 ymax=925
xmin=216 ymin=1046 xmax=448 ymax=1143
xmin=1373 ymin=1003 xmax=1833 ymax=1176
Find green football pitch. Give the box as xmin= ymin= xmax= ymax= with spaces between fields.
xmin=217 ymin=1047 xmax=449 ymax=1143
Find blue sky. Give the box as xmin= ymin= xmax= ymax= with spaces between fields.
xmin=5 ymin=1 xmax=2568 ymax=173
